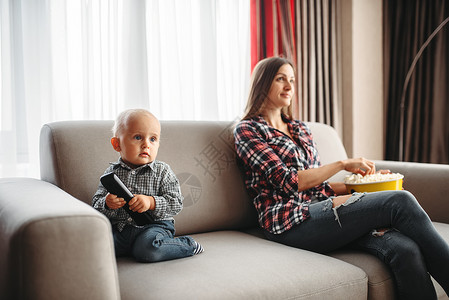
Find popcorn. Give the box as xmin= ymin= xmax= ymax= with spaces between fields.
xmin=344 ymin=173 xmax=403 ymax=184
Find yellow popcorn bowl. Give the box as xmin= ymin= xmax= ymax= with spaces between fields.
xmin=345 ymin=175 xmax=404 ymax=194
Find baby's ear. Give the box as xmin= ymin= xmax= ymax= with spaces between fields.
xmin=111 ymin=137 xmax=121 ymax=152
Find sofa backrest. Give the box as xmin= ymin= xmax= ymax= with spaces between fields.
xmin=39 ymin=120 xmax=347 ymax=235
xmin=307 ymin=122 xmax=349 ymax=182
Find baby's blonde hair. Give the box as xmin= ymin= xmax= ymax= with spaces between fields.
xmin=112 ymin=109 xmax=156 ymax=137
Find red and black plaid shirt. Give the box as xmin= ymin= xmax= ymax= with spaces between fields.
xmin=234 ymin=115 xmax=336 ymax=234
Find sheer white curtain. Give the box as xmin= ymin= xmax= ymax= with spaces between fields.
xmin=145 ymin=0 xmax=250 ymax=120
xmin=0 ymin=0 xmax=250 ymax=178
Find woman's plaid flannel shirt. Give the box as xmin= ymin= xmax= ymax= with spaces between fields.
xmin=234 ymin=116 xmax=336 ymax=234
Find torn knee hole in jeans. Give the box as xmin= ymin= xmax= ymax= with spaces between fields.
xmin=330 ymin=193 xmax=366 ymax=227
xmin=371 ymin=228 xmax=393 ymax=237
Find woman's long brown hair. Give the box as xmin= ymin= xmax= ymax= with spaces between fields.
xmin=242 ymin=57 xmax=295 ymax=121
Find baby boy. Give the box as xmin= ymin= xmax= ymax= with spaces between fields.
xmin=92 ymin=109 xmax=203 ymax=262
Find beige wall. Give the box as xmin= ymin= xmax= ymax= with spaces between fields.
xmin=341 ymin=0 xmax=383 ymax=160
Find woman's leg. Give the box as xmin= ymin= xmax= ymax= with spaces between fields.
xmin=132 ymin=220 xmax=198 ymax=263
xmin=353 ymin=230 xmax=437 ymax=300
xmin=265 ymin=190 xmax=449 ymax=294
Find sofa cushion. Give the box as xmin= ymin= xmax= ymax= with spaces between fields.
xmin=306 ymin=122 xmax=349 ymax=182
xmin=330 ymin=222 xmax=449 ymax=300
xmin=246 ymin=222 xmax=449 ymax=300
xmin=117 ymin=231 xmax=368 ymax=300
xmin=154 ymin=121 xmax=257 ymax=235
xmin=330 ymin=250 xmax=395 ymax=299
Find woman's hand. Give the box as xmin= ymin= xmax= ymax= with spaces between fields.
xmin=297 ymin=158 xmax=378 ymax=192
xmin=342 ymin=157 xmax=376 ymax=176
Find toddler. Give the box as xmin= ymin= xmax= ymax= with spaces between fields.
xmin=92 ymin=109 xmax=203 ymax=262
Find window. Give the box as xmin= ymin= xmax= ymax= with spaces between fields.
xmin=0 ymin=0 xmax=250 ymax=178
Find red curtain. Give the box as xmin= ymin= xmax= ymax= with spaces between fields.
xmin=250 ymin=0 xmax=341 ymax=129
xmin=250 ymin=0 xmax=297 ymax=71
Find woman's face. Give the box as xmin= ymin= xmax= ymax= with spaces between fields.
xmin=265 ymin=63 xmax=295 ymax=110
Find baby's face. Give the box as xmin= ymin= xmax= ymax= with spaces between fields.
xmin=114 ymin=113 xmax=161 ymax=169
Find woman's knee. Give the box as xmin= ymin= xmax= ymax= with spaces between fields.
xmin=389 ymin=190 xmax=425 ymax=214
xmin=390 ymin=240 xmax=422 ymax=265
xmin=382 ymin=232 xmax=425 ymax=268
xmin=390 ymin=190 xmax=415 ymax=202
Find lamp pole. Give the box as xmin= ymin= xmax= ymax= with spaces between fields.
xmin=398 ymin=16 xmax=449 ymax=161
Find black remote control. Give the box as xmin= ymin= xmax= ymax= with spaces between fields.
xmin=100 ymin=172 xmax=154 ymax=226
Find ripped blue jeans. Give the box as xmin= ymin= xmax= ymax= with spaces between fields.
xmin=264 ymin=190 xmax=449 ymax=300
xmin=113 ymin=220 xmax=197 ymax=263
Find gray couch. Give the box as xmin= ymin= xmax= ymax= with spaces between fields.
xmin=1 ymin=120 xmax=448 ymax=299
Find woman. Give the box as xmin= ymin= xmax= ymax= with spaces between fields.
xmin=234 ymin=56 xmax=449 ymax=299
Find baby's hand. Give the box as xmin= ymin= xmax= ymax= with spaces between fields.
xmin=128 ymin=195 xmax=155 ymax=213
xmin=105 ymin=193 xmax=126 ymax=210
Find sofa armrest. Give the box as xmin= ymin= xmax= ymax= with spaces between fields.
xmin=0 ymin=178 xmax=120 ymax=300
xmin=374 ymin=160 xmax=449 ymax=223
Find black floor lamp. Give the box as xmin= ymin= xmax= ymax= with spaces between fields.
xmin=398 ymin=16 xmax=449 ymax=161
